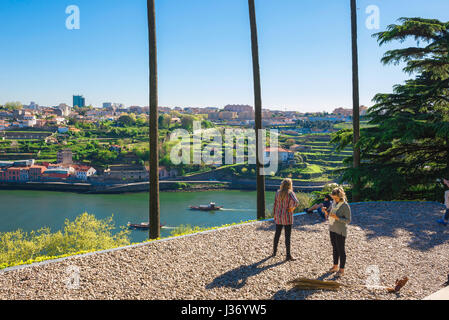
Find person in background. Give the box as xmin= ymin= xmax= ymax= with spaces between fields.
xmin=272 ymin=178 xmax=299 ymax=261
xmin=305 ymin=194 xmax=333 ymax=219
xmin=437 ymin=178 xmax=449 ymax=226
xmin=322 ymin=187 xmax=351 ymax=277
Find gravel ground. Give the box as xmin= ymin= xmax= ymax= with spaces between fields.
xmin=0 ymin=201 xmax=448 ymax=300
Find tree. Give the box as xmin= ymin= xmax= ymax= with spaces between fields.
xmin=148 ymin=0 xmax=160 ymax=239
xmin=180 ymin=114 xmax=196 ymax=131
xmin=3 ymin=102 xmax=23 ymax=111
xmin=248 ymin=0 xmax=265 ymax=219
xmin=136 ymin=115 xmax=148 ymax=127
xmin=332 ymin=17 xmax=449 ymax=201
xmin=158 ymin=114 xmax=171 ymax=129
xmin=350 ymin=0 xmax=361 ymax=202
xmin=117 ymin=114 xmax=137 ymax=127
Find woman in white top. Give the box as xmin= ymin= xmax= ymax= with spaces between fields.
xmin=322 ymin=187 xmax=351 ymax=278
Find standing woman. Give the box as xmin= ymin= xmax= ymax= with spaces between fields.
xmin=272 ymin=178 xmax=299 ymax=261
xmin=323 ymin=187 xmax=351 ymax=277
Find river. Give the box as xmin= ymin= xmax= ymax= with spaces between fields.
xmin=0 ymin=190 xmax=276 ymax=243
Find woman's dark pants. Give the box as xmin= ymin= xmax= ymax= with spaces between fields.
xmin=330 ymin=231 xmax=346 ymax=269
xmin=273 ymin=224 xmax=292 ymax=257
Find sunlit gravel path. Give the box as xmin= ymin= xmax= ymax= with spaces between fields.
xmin=1 ymin=202 xmax=448 ymax=300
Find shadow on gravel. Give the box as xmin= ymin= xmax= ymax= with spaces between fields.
xmin=271 ymin=287 xmax=311 ymax=300
xmin=258 ymin=202 xmax=448 ymax=252
xmin=348 ymin=202 xmax=449 ymax=252
xmin=205 ymin=257 xmax=285 ymax=290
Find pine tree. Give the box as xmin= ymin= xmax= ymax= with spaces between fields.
xmin=332 ymin=18 xmax=449 ymax=201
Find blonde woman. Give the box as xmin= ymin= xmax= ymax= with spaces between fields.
xmin=322 ymin=187 xmax=351 ymax=277
xmin=272 ymin=178 xmax=299 ymax=261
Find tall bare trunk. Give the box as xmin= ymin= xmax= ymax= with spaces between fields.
xmin=351 ymin=0 xmax=361 ymax=202
xmin=148 ymin=0 xmax=160 ymax=239
xmin=248 ymin=0 xmax=266 ymax=219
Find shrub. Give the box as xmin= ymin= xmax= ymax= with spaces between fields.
xmin=173 ymin=182 xmax=188 ymax=190
xmin=294 ymin=192 xmax=313 ymax=212
xmin=170 ymin=224 xmax=205 ymax=237
xmin=311 ymin=183 xmax=349 ymax=205
xmin=0 ymin=213 xmax=130 ymax=269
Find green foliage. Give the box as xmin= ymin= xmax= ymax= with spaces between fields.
xmin=293 ymin=192 xmax=313 ymax=212
xmin=332 ymin=17 xmax=449 ymax=201
xmin=117 ymin=114 xmax=137 ymax=127
xmin=2 ymin=101 xmax=23 ymax=111
xmin=173 ymin=182 xmax=188 ymax=190
xmin=311 ymin=183 xmax=345 ymax=205
xmin=170 ymin=224 xmax=204 ymax=237
xmin=0 ymin=213 xmax=130 ymax=269
xmin=180 ymin=114 xmax=197 ymax=131
xmin=158 ymin=114 xmax=171 ymax=129
xmin=297 ymin=119 xmax=337 ymax=131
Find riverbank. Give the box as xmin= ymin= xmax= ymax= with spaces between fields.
xmin=1 ymin=201 xmax=448 ymax=300
xmin=0 ymin=190 xmax=277 ymax=244
xmin=0 ymin=181 xmax=226 ymax=193
xmin=0 ymin=180 xmax=329 ymax=194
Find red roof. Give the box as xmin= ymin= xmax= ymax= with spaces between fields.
xmin=77 ymin=166 xmax=93 ymax=172
xmin=265 ymin=147 xmax=293 ymax=153
xmin=30 ymin=165 xmax=47 ymax=170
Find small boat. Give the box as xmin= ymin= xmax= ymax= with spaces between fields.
xmin=189 ymin=202 xmax=223 ymax=211
xmin=127 ymin=222 xmax=165 ymax=230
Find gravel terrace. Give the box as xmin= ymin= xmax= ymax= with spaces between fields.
xmin=1 ymin=201 xmax=448 ymax=300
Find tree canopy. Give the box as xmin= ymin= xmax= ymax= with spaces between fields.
xmin=332 ymin=17 xmax=449 ymax=201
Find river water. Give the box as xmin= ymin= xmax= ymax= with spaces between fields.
xmin=0 ymin=190 xmax=276 ymax=243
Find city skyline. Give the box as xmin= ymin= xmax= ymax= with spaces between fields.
xmin=1 ymin=0 xmax=448 ymax=112
xmin=4 ymin=96 xmax=367 ymax=113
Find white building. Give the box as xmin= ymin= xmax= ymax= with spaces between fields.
xmin=58 ymin=103 xmax=72 ymax=117
xmin=75 ymin=166 xmax=97 ymax=181
xmin=54 ymin=117 xmax=66 ymax=125
xmin=264 ymin=147 xmax=295 ymax=164
xmin=19 ymin=119 xmax=36 ymax=128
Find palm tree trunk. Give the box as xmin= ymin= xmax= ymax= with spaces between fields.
xmin=248 ymin=0 xmax=266 ymax=219
xmin=148 ymin=0 xmax=160 ymax=239
xmin=350 ymin=0 xmax=361 ymax=202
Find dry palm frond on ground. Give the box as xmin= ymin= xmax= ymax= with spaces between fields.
xmin=288 ymin=278 xmax=342 ymax=291
xmin=289 ymin=276 xmax=409 ymax=293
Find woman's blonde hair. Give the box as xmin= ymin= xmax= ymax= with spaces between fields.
xmin=331 ymin=187 xmax=347 ymax=202
xmin=279 ymin=178 xmax=293 ymax=200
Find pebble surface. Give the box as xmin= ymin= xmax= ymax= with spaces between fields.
xmin=0 ymin=202 xmax=448 ymax=300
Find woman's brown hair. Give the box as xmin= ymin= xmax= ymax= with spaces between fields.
xmin=279 ymin=178 xmax=293 ymax=200
xmin=331 ymin=187 xmax=347 ymax=202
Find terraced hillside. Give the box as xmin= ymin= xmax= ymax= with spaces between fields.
xmin=277 ymin=133 xmax=351 ymax=183
xmin=176 ymin=133 xmax=352 ymax=186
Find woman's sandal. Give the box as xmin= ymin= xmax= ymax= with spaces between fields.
xmin=336 ymin=270 xmax=345 ymax=278
xmin=328 ymin=267 xmax=339 ymax=273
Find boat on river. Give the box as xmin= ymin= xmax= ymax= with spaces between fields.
xmin=189 ymin=202 xmax=223 ymax=211
xmin=127 ymin=222 xmax=165 ymax=230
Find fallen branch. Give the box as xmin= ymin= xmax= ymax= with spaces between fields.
xmin=288 ymin=278 xmax=342 ymax=291
xmin=288 ymin=276 xmax=409 ymax=293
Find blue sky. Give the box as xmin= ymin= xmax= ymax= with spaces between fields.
xmin=0 ymin=0 xmax=448 ymax=112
